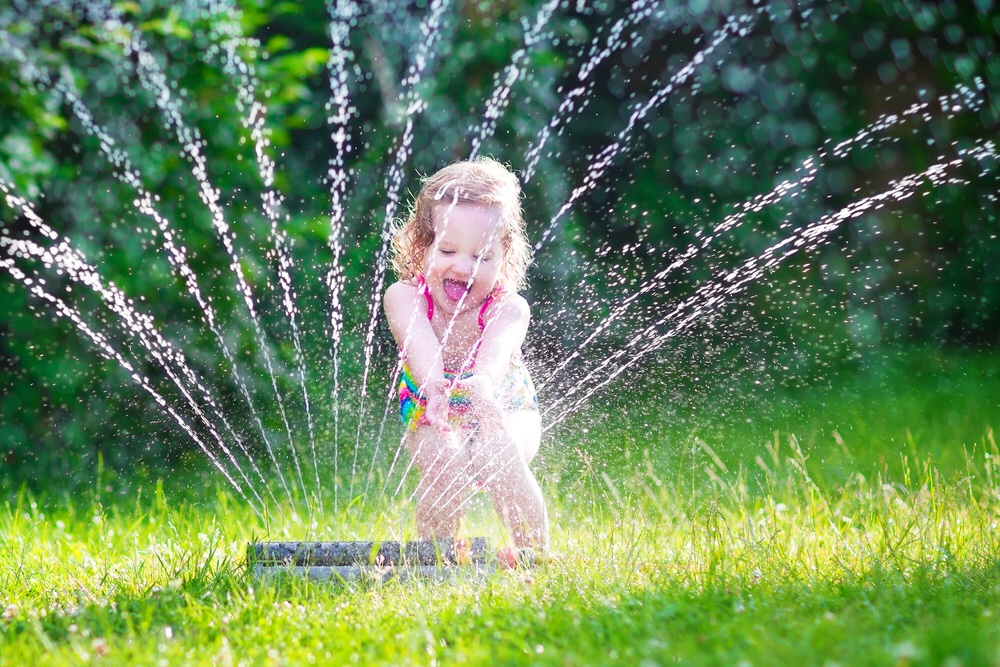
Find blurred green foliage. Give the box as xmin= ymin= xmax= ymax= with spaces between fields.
xmin=0 ymin=0 xmax=997 ymax=492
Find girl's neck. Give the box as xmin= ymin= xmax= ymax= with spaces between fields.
xmin=419 ymin=274 xmax=504 ymax=322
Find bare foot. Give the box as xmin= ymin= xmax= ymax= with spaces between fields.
xmin=496 ymin=546 xmax=519 ymax=570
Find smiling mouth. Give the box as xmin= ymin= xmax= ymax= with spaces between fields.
xmin=442 ymin=278 xmax=470 ymax=301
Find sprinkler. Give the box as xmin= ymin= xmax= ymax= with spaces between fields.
xmin=248 ymin=538 xmax=531 ymax=581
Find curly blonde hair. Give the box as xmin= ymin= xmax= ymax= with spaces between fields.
xmin=390 ymin=157 xmax=532 ymax=291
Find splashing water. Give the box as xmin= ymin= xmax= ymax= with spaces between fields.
xmin=0 ymin=0 xmax=996 ymax=537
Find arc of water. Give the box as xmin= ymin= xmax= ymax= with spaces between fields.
xmin=535 ymin=79 xmax=987 ymax=394
xmin=430 ymin=143 xmax=993 ymax=519
xmin=201 ymin=0 xmax=325 ymax=518
xmin=534 ymin=155 xmax=820 ymax=393
xmin=467 ymin=0 xmax=561 ymax=158
xmin=427 ymin=443 xmax=525 ymax=533
xmin=522 ymin=0 xmax=669 ymax=183
xmin=349 ymin=0 xmax=452 ymax=503
xmin=2 ymin=229 xmax=272 ymax=514
xmin=0 ymin=42 xmax=295 ymax=510
xmin=541 ymin=147 xmax=988 ymax=431
xmin=0 ymin=257 xmax=263 ymax=520
xmin=410 ymin=136 xmax=996 ymax=517
xmin=526 ymin=0 xmax=965 ymax=240
xmin=98 ymin=12 xmax=313 ymax=511
xmin=324 ymin=0 xmax=361 ymax=514
xmin=533 ymin=11 xmax=757 ymax=252
xmin=0 ymin=190 xmax=270 ymax=515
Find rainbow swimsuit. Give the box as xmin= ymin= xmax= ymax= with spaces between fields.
xmin=399 ymin=361 xmax=539 ymax=430
xmin=397 ymin=279 xmax=539 ymax=430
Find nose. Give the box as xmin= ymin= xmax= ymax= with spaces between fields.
xmin=453 ymin=255 xmax=476 ymax=278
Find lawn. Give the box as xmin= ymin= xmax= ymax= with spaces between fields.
xmin=2 ymin=347 xmax=999 ymax=666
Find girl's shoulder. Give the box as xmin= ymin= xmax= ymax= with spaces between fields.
xmin=384 ymin=278 xmax=421 ymax=297
xmin=482 ymin=288 xmax=531 ymax=326
xmin=496 ymin=289 xmax=529 ymax=311
xmin=383 ymin=279 xmax=424 ymax=310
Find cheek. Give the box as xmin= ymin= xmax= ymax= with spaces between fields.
xmin=421 ymin=247 xmax=437 ymax=270
xmin=478 ymin=264 xmax=501 ymax=288
xmin=422 ymin=252 xmax=448 ymax=277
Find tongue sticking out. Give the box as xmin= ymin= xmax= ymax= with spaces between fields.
xmin=443 ymin=279 xmax=469 ymax=302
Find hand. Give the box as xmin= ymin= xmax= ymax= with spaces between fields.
xmin=423 ymin=378 xmax=452 ymax=432
xmin=457 ymin=374 xmax=505 ymax=430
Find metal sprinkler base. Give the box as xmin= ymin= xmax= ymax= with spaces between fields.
xmin=249 ymin=538 xmax=510 ymax=582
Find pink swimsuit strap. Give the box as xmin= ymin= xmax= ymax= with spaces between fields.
xmin=419 ymin=275 xmax=435 ymax=320
xmin=478 ymin=288 xmax=501 ymax=330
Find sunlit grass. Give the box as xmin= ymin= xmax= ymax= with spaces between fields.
xmin=3 ymin=433 xmax=1000 ymax=665
xmin=2 ymin=350 xmax=999 ymax=665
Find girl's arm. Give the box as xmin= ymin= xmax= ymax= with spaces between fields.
xmin=383 ymin=281 xmax=450 ymax=428
xmin=472 ymin=293 xmax=531 ymax=385
xmin=458 ymin=293 xmax=530 ymax=427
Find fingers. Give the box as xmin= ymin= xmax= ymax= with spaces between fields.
xmin=426 ymin=407 xmax=450 ymax=431
xmin=427 ymin=409 xmax=451 ymax=432
xmin=425 ymin=385 xmax=452 ymax=432
xmin=459 ymin=375 xmax=495 ymax=402
xmin=454 ymin=376 xmax=504 ymax=425
xmin=424 ymin=374 xmax=508 ymax=432
xmin=475 ymin=397 xmax=506 ymax=430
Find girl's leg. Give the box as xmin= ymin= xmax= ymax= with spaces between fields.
xmin=406 ymin=425 xmax=473 ymax=540
xmin=472 ymin=412 xmax=549 ymax=549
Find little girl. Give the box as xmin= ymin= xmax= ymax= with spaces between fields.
xmin=383 ymin=157 xmax=549 ymax=551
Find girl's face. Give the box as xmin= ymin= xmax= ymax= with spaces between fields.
xmin=423 ymin=203 xmax=504 ymax=316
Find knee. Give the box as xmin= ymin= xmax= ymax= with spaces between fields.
xmin=476 ymin=436 xmax=524 ymax=479
xmin=408 ymin=429 xmax=468 ymax=481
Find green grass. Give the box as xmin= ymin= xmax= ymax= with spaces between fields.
xmin=2 ymin=348 xmax=1000 ymax=666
